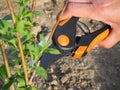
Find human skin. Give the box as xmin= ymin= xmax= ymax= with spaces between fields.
xmin=60 ymin=0 xmax=120 ymax=48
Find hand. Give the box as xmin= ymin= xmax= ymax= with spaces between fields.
xmin=60 ymin=0 xmax=120 ymax=48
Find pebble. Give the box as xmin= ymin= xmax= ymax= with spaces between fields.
xmin=53 ymin=86 xmax=59 ymax=90
xmin=47 ymin=86 xmax=52 ymax=90
xmin=52 ymin=75 xmax=57 ymax=79
xmin=51 ymin=80 xmax=58 ymax=85
xmin=67 ymin=88 xmax=74 ymax=90
xmin=81 ymin=81 xmax=88 ymax=88
xmin=61 ymin=76 xmax=69 ymax=83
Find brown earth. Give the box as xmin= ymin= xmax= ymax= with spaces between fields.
xmin=0 ymin=0 xmax=120 ymax=90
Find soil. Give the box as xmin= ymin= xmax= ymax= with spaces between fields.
xmin=0 ymin=0 xmax=120 ymax=90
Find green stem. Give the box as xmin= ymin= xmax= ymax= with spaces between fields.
xmin=16 ymin=33 xmax=29 ymax=86
xmin=29 ymin=61 xmax=40 ymax=85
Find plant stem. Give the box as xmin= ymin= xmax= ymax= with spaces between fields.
xmin=31 ymin=0 xmax=36 ymax=26
xmin=6 ymin=0 xmax=16 ymax=24
xmin=32 ymin=0 xmax=36 ymax=13
xmin=29 ymin=61 xmax=40 ymax=85
xmin=16 ymin=33 xmax=29 ymax=86
xmin=0 ymin=41 xmax=15 ymax=90
xmin=5 ymin=0 xmax=15 ymax=82
xmin=0 ymin=42 xmax=11 ymax=78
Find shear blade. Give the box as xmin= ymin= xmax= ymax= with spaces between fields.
xmin=40 ymin=43 xmax=65 ymax=69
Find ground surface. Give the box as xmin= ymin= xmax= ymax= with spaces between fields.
xmin=0 ymin=0 xmax=120 ymax=90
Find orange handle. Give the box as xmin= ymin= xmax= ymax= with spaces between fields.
xmin=59 ymin=17 xmax=72 ymax=26
xmin=72 ymin=26 xmax=110 ymax=59
xmin=72 ymin=46 xmax=87 ymax=59
xmin=87 ymin=28 xmax=110 ymax=52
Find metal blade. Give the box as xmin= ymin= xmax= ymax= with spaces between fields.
xmin=40 ymin=44 xmax=65 ymax=69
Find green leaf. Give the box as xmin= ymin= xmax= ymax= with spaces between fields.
xmin=22 ymin=12 xmax=33 ymax=22
xmin=27 ymin=43 xmax=42 ymax=61
xmin=21 ymin=32 xmax=34 ymax=44
xmin=23 ymin=21 xmax=33 ymax=27
xmin=16 ymin=88 xmax=25 ymax=90
xmin=15 ymin=68 xmax=22 ymax=76
xmin=16 ymin=86 xmax=37 ymax=90
xmin=23 ymin=21 xmax=33 ymax=30
xmin=15 ymin=14 xmax=20 ymax=22
xmin=2 ymin=14 xmax=12 ymax=20
xmin=23 ymin=12 xmax=33 ymax=18
xmin=35 ymin=66 xmax=47 ymax=79
xmin=23 ymin=0 xmax=29 ymax=7
xmin=8 ymin=38 xmax=17 ymax=49
xmin=34 ymin=11 xmax=41 ymax=16
xmin=16 ymin=77 xmax=26 ymax=87
xmin=40 ymin=34 xmax=46 ymax=41
xmin=15 ymin=20 xmax=24 ymax=33
xmin=39 ymin=34 xmax=46 ymax=46
xmin=45 ymin=48 xmax=61 ymax=55
xmin=16 ymin=87 xmax=27 ymax=90
xmin=20 ymin=6 xmax=24 ymax=14
xmin=0 ymin=65 xmax=7 ymax=80
xmin=41 ymin=41 xmax=52 ymax=52
xmin=0 ymin=19 xmax=13 ymax=34
xmin=3 ymin=75 xmax=15 ymax=90
xmin=26 ymin=86 xmax=37 ymax=90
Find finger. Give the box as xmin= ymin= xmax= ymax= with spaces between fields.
xmin=69 ymin=0 xmax=90 ymax=2
xmin=60 ymin=2 xmax=105 ymax=21
xmin=99 ymin=27 xmax=120 ymax=48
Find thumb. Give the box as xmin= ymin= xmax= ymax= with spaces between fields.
xmin=99 ymin=27 xmax=120 ymax=48
xmin=60 ymin=1 xmax=104 ymax=21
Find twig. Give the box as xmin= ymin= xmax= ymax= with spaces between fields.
xmin=16 ymin=33 xmax=29 ymax=86
xmin=32 ymin=0 xmax=36 ymax=13
xmin=6 ymin=0 xmax=16 ymax=24
xmin=6 ymin=0 xmax=29 ymax=85
xmin=0 ymin=42 xmax=11 ymax=78
xmin=30 ymin=0 xmax=37 ymax=32
xmin=1 ymin=1 xmax=15 ymax=87
xmin=47 ymin=0 xmax=69 ymax=42
xmin=0 ymin=41 xmax=15 ymax=90
xmin=29 ymin=61 xmax=40 ymax=85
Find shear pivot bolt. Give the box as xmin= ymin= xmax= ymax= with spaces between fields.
xmin=57 ymin=34 xmax=70 ymax=46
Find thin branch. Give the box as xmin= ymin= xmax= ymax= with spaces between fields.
xmin=32 ymin=0 xmax=36 ymax=13
xmin=16 ymin=33 xmax=29 ymax=86
xmin=0 ymin=41 xmax=15 ymax=90
xmin=29 ymin=0 xmax=37 ymax=32
xmin=6 ymin=0 xmax=16 ymax=24
xmin=0 ymin=42 xmax=11 ymax=78
xmin=31 ymin=0 xmax=36 ymax=24
xmin=6 ymin=0 xmax=31 ymax=87
xmin=47 ymin=0 xmax=69 ymax=42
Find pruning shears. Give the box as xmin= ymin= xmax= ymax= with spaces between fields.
xmin=40 ymin=17 xmax=110 ymax=69
xmin=40 ymin=1 xmax=111 ymax=69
